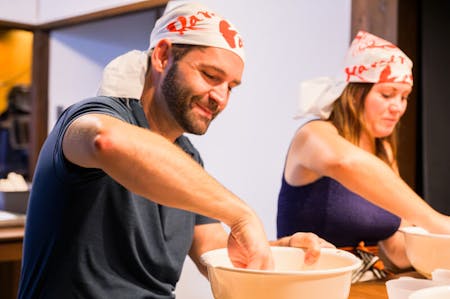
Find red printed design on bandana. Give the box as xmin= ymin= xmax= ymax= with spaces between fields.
xmin=379 ymin=65 xmax=395 ymax=82
xmin=378 ymin=65 xmax=412 ymax=83
xmin=165 ymin=10 xmax=243 ymax=49
xmin=344 ymin=31 xmax=412 ymax=84
xmin=219 ymin=20 xmax=243 ymax=49
xmin=166 ymin=11 xmax=215 ymax=35
xmin=344 ymin=54 xmax=410 ymax=82
xmin=355 ymin=37 xmax=398 ymax=52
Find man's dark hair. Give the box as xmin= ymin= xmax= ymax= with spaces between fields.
xmin=147 ymin=44 xmax=207 ymax=69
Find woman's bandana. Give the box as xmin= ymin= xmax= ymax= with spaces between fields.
xmin=97 ymin=1 xmax=244 ymax=99
xmin=295 ymin=30 xmax=413 ymax=120
xmin=343 ymin=30 xmax=413 ymax=85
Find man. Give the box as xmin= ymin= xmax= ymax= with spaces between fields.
xmin=18 ymin=2 xmax=330 ymax=298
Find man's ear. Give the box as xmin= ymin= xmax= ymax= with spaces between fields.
xmin=151 ymin=39 xmax=171 ymax=72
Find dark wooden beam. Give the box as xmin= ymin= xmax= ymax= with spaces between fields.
xmin=397 ymin=0 xmax=421 ymax=194
xmin=351 ymin=0 xmax=398 ymax=43
xmin=0 ymin=20 xmax=34 ymax=31
xmin=29 ymin=29 xmax=49 ymax=178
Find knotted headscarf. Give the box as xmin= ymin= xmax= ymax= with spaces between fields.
xmin=295 ymin=30 xmax=413 ymax=120
xmin=97 ymin=1 xmax=244 ymax=99
xmin=149 ymin=1 xmax=244 ymax=62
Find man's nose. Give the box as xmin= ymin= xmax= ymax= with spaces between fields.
xmin=208 ymin=83 xmax=229 ymax=111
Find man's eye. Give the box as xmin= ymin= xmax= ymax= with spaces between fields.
xmin=203 ymin=71 xmax=215 ymax=80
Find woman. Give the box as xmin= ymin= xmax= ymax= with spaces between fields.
xmin=277 ymin=31 xmax=450 ymax=279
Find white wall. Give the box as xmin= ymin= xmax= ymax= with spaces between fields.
xmin=176 ymin=1 xmax=351 ymax=297
xmin=20 ymin=0 xmax=351 ymax=298
xmin=48 ymin=9 xmax=159 ymax=126
xmin=193 ymin=0 xmax=351 ymax=239
xmin=0 ymin=0 xmax=37 ymax=24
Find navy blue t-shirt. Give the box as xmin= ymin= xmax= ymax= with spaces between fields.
xmin=18 ymin=97 xmax=218 ymax=299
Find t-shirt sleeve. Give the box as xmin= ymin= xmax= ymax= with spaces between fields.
xmin=51 ymin=97 xmax=133 ymax=181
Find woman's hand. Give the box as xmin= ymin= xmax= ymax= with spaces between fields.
xmin=425 ymin=213 xmax=450 ymax=235
xmin=272 ymin=232 xmax=335 ymax=265
xmin=290 ymin=232 xmax=335 ymax=264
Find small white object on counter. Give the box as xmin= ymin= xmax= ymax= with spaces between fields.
xmin=0 ymin=210 xmax=21 ymax=221
xmin=0 ymin=172 xmax=30 ymax=214
xmin=0 ymin=172 xmax=29 ymax=192
xmin=0 ymin=210 xmax=26 ymax=227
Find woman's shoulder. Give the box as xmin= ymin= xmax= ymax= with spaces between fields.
xmin=295 ymin=118 xmax=338 ymax=138
xmin=289 ymin=119 xmax=342 ymax=160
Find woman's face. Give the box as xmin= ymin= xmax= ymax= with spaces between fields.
xmin=363 ymin=82 xmax=412 ymax=138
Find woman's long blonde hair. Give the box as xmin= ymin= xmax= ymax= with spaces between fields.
xmin=328 ymin=83 xmax=398 ymax=166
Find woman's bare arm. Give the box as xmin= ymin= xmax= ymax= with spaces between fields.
xmin=288 ymin=120 xmax=450 ymax=234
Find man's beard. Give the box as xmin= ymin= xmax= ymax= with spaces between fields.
xmin=161 ymin=62 xmax=219 ymax=135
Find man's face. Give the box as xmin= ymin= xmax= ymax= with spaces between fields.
xmin=161 ymin=46 xmax=243 ymax=135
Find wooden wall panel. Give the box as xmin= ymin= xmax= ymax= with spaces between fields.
xmin=420 ymin=0 xmax=450 ymax=214
xmin=351 ymin=0 xmax=398 ymax=43
xmin=29 ymin=30 xmax=49 ymax=177
xmin=351 ymin=0 xmax=420 ymax=192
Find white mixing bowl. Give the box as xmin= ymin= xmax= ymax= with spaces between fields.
xmin=400 ymin=227 xmax=450 ymax=278
xmin=200 ymin=246 xmax=361 ymax=299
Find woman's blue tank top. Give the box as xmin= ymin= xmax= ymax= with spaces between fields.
xmin=277 ymin=176 xmax=401 ymax=247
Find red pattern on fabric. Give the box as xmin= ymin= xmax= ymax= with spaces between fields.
xmin=219 ymin=20 xmax=243 ymax=49
xmin=165 ymin=10 xmax=243 ymax=50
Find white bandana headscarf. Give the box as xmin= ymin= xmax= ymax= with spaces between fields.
xmin=97 ymin=1 xmax=245 ymax=99
xmin=149 ymin=1 xmax=245 ymax=62
xmin=295 ymin=30 xmax=413 ymax=120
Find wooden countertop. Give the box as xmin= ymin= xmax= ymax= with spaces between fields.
xmin=0 ymin=226 xmax=24 ymax=241
xmin=0 ymin=224 xmax=24 ymax=299
xmin=349 ymin=280 xmax=388 ymax=299
xmin=0 ymin=225 xmax=25 ymax=262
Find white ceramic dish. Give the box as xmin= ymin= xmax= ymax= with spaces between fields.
xmin=201 ymin=246 xmax=361 ymax=299
xmin=400 ymin=226 xmax=450 ymax=278
xmin=432 ymin=269 xmax=450 ymax=283
xmin=408 ymin=285 xmax=450 ymax=299
xmin=385 ymin=277 xmax=440 ymax=299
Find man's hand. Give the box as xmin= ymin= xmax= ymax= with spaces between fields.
xmin=226 ymin=213 xmax=274 ymax=270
